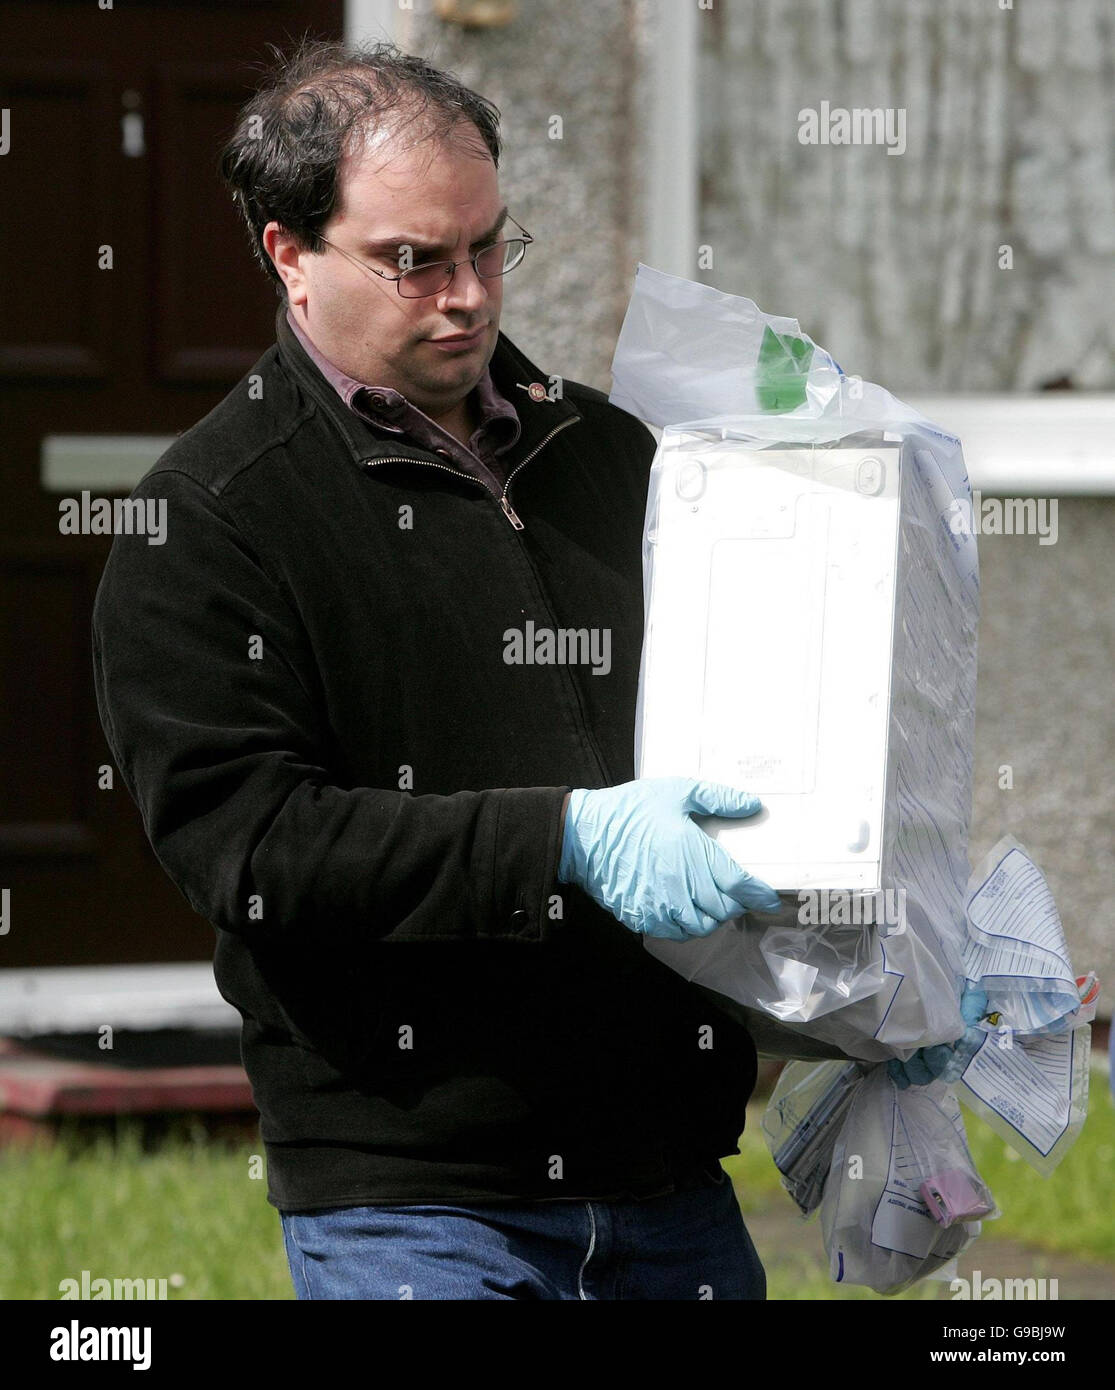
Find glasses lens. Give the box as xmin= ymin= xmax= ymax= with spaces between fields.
xmin=396 ymin=240 xmax=528 ymax=296
xmin=475 ymin=239 xmax=526 ymax=278
xmin=398 ymin=261 xmax=455 ymax=298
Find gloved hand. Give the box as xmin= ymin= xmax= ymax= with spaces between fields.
xmin=558 ymin=776 xmax=783 ymax=942
xmin=887 ymin=984 xmax=989 ymax=1090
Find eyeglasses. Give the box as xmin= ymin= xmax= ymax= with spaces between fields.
xmin=317 ymin=214 xmax=534 ymax=298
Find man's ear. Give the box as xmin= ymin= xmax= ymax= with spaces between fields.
xmin=263 ymin=222 xmax=309 ymax=308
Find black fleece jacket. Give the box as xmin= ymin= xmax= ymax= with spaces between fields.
xmin=90 ymin=306 xmax=758 ymax=1210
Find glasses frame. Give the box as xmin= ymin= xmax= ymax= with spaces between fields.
xmin=317 ymin=214 xmax=534 ymax=298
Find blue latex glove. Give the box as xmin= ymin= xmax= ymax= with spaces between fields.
xmin=887 ymin=984 xmax=989 ymax=1090
xmin=558 ymin=777 xmax=783 ymax=942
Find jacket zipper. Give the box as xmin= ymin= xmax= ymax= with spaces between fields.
xmin=362 ymin=415 xmax=578 ymax=532
xmin=363 ymin=410 xmax=612 ymax=784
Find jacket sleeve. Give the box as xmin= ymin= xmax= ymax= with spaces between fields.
xmin=91 ymin=468 xmax=570 ymax=945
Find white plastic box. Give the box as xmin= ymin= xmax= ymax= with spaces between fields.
xmin=611 ymin=262 xmax=980 ymax=1048
xmin=633 ymin=424 xmax=980 ymax=1043
xmin=638 ymin=436 xmax=903 ymax=891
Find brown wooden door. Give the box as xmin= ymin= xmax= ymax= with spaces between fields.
xmin=0 ymin=1 xmax=343 ymax=966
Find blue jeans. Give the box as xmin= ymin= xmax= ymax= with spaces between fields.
xmin=280 ymin=1160 xmax=766 ymax=1300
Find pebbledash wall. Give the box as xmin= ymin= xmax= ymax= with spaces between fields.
xmin=369 ymin=0 xmax=1114 ymax=1015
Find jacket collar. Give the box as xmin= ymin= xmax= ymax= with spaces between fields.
xmin=274 ymin=305 xmax=581 ymax=470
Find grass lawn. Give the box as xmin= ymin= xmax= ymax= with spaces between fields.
xmin=1 ymin=1069 xmax=1111 ymax=1300
xmin=0 ymin=1118 xmax=291 ymax=1301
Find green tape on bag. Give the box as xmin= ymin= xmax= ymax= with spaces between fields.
xmin=756 ymin=325 xmax=815 ymax=412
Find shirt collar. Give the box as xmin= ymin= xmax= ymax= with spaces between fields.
xmin=285 ymin=309 xmax=520 ymax=449
xmin=275 ymin=304 xmax=581 ymax=470
xmin=285 ymin=310 xmax=370 ymax=412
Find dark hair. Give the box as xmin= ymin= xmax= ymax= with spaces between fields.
xmin=219 ymin=38 xmax=502 ymax=295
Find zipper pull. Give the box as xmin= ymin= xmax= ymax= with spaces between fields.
xmin=500 ymin=495 xmax=525 ymax=530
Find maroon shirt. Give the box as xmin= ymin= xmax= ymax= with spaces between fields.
xmin=286 ymin=310 xmax=520 ymax=493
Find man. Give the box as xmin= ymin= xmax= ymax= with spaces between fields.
xmin=91 ymin=39 xmax=785 ymax=1300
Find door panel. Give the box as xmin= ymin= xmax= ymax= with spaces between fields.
xmin=153 ymin=62 xmax=283 ymax=382
xmin=0 ymin=1 xmax=344 ymax=967
xmin=0 ymin=62 xmax=115 ymax=378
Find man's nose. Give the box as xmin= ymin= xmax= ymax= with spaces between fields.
xmin=437 ymin=256 xmax=489 ymax=314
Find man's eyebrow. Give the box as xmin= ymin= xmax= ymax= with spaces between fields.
xmin=362 ymin=207 xmax=509 ymax=258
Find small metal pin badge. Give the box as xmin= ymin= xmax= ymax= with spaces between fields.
xmin=517 ymin=381 xmax=550 ymax=402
